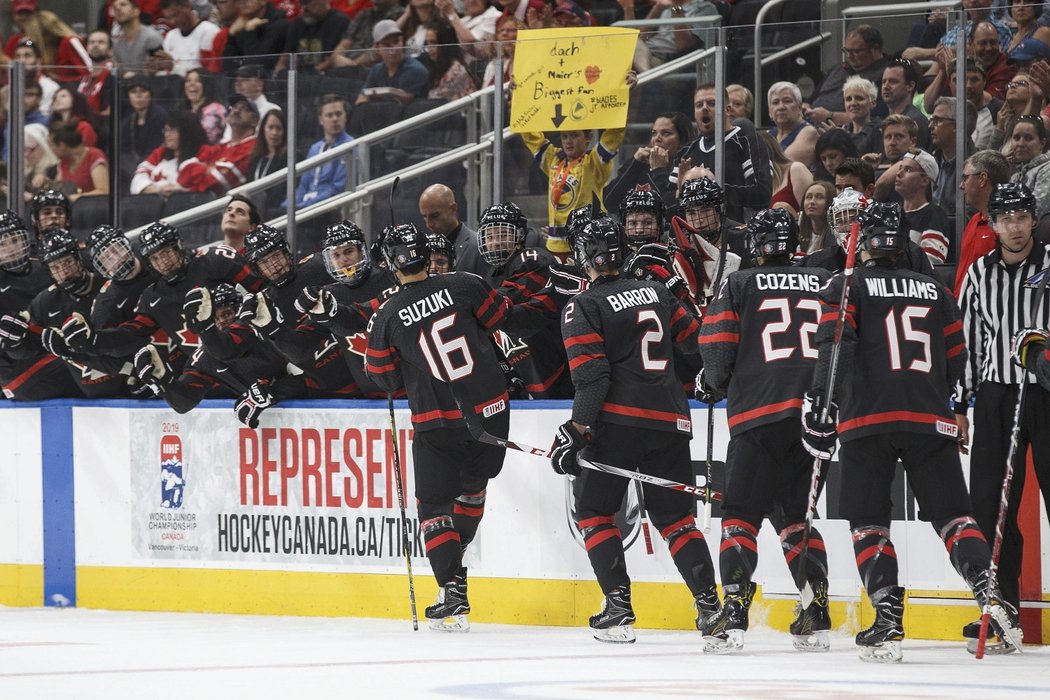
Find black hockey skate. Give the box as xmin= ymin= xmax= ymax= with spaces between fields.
xmin=790 ymin=578 xmax=831 ymax=652
xmin=700 ymin=581 xmax=756 ymax=654
xmin=964 ymin=580 xmax=1024 ymax=655
xmin=425 ymin=568 xmax=470 ymax=632
xmin=590 ymin=585 xmax=636 ymax=644
xmin=856 ymin=586 xmax=904 ymax=663
xmin=693 ymin=586 xmax=721 ymax=631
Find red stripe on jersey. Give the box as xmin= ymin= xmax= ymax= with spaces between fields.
xmin=671 ymin=306 xmax=687 ymax=324
xmin=674 ymin=319 xmax=700 ymax=343
xmin=722 ymin=518 xmax=759 ymax=536
xmin=411 ymin=408 xmax=463 ymax=423
xmin=569 ymin=353 xmax=605 ymax=370
xmin=425 ymin=530 xmax=461 ymax=552
xmin=943 ymin=320 xmax=963 ymax=336
xmin=525 ymin=365 xmax=566 ymax=393
xmin=3 ymin=355 xmax=59 ymax=392
xmin=699 ymin=332 xmax=740 ymax=344
xmin=474 ymin=392 xmax=508 ymax=416
xmin=944 ymin=529 xmax=986 ymax=552
xmin=669 ymin=529 xmax=704 ymax=557
xmin=601 ymin=402 xmax=689 ymax=424
xmin=577 ymin=515 xmax=616 ymax=530
xmin=27 ymin=321 xmax=45 ymax=334
xmin=585 ymin=528 xmax=621 ymax=551
xmin=454 ymin=503 xmax=485 ymax=517
xmin=719 ymin=536 xmax=758 ymax=553
xmin=565 ymin=332 xmax=604 ymax=348
xmin=704 ymin=310 xmax=739 ymax=324
xmin=659 ymin=516 xmax=696 ymax=539
xmin=855 ymin=543 xmax=896 ymax=565
xmin=366 ymin=346 xmax=394 ymax=357
xmin=838 ymin=410 xmax=950 ymax=433
xmin=946 ymin=343 xmax=965 ymax=359
xmin=367 ymin=361 xmax=398 ymax=374
xmin=727 ymin=398 xmax=803 ymax=429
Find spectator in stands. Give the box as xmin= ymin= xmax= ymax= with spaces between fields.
xmin=760 ymin=131 xmax=813 ymax=218
xmin=11 ymin=40 xmax=58 ymax=116
xmin=207 ymin=0 xmax=241 ymax=72
xmin=199 ymin=94 xmax=260 ymax=194
xmin=635 ymin=0 xmax=719 ymax=71
xmin=895 ymin=149 xmax=951 ymax=265
xmin=110 ymin=0 xmax=164 ymax=77
xmin=994 ymin=72 xmax=1047 ymax=149
xmin=425 ymin=21 xmax=476 ymax=101
xmin=970 ymin=20 xmax=1016 ymax=99
xmin=805 ymin=25 xmax=888 ymax=125
xmin=222 ymin=0 xmax=289 ymax=71
xmin=50 ymin=121 xmax=110 ymax=202
xmin=929 ymin=96 xmax=976 ymax=215
xmin=418 ymin=183 xmax=488 ymax=275
xmin=130 ymin=111 xmax=211 ymax=196
xmin=957 ymin=60 xmax=1003 ymax=151
xmin=834 ymin=156 xmax=876 ymax=198
xmin=295 ymin=94 xmax=353 ymax=207
xmin=842 ymin=75 xmax=882 ymax=156
xmin=23 ymin=123 xmax=60 ymax=198
xmin=767 ymin=82 xmax=818 ymax=168
xmin=879 ymin=59 xmax=930 ymax=148
xmin=275 ymin=0 xmax=350 ymax=74
xmin=156 ymin=0 xmax=221 ymax=77
xmin=6 ymin=5 xmax=92 ymax=83
xmin=179 ymin=68 xmax=227 ymax=144
xmin=398 ymin=0 xmax=439 ymax=57
xmin=356 ymin=20 xmax=429 ymax=105
xmin=21 ymin=82 xmax=49 ymax=128
xmin=49 ymin=88 xmax=100 ymax=150
xmin=869 ymin=114 xmax=919 ymax=200
xmin=482 ymin=14 xmax=519 ymax=87
xmin=1006 ymin=0 xmax=1050 ymax=59
xmin=726 ymin=84 xmax=753 ymax=121
xmin=219 ymin=193 xmax=260 ymax=249
xmin=438 ymin=0 xmax=501 ymax=63
xmin=813 ymin=128 xmax=860 ymax=182
xmin=231 ymin=64 xmax=280 ymax=125
xmin=78 ymin=31 xmax=114 ymax=118
xmin=119 ymin=77 xmax=169 ymax=173
xmin=248 ymin=109 xmax=287 ymax=216
xmin=605 ymin=111 xmax=693 ymax=214
xmin=903 ymin=0 xmax=1012 ymax=63
xmin=331 ymin=0 xmax=404 ymax=70
xmin=1008 ymin=114 xmax=1050 ymax=220
xmin=798 ymin=180 xmax=836 ymax=254
xmin=954 ymin=148 xmax=1011 ymax=294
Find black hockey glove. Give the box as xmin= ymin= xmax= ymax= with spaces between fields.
xmin=61 ymin=312 xmax=95 ymax=350
xmin=801 ymin=390 xmax=838 ymax=461
xmin=498 ymin=356 xmax=528 ymax=397
xmin=133 ymin=344 xmax=172 ymax=396
xmin=550 ymin=420 xmax=589 ymax=477
xmin=240 ymin=291 xmax=282 ymax=337
xmin=0 ymin=313 xmax=29 ymax=350
xmin=295 ymin=286 xmax=338 ymax=325
xmin=41 ymin=328 xmax=73 ymax=359
xmin=183 ymin=287 xmax=214 ymax=333
xmin=1011 ymin=328 xmax=1048 ymax=370
xmin=236 ymin=382 xmax=275 ymax=429
xmin=694 ymin=368 xmax=725 ymax=404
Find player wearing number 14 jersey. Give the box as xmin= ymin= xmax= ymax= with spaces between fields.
xmin=365 ymin=224 xmax=512 ymax=633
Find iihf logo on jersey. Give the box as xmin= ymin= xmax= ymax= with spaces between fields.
xmin=160 ymin=435 xmax=186 ymax=509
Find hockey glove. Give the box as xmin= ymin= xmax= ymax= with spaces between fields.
xmin=801 ymin=390 xmax=838 ymax=461
xmin=41 ymin=328 xmax=73 ymax=359
xmin=243 ymin=291 xmax=283 ymax=337
xmin=550 ymin=420 xmax=589 ymax=477
xmin=133 ymin=344 xmax=172 ymax=396
xmin=498 ymin=356 xmax=528 ymax=397
xmin=694 ymin=368 xmax=726 ymax=404
xmin=0 ymin=313 xmax=29 ymax=350
xmin=61 ymin=312 xmax=95 ymax=350
xmin=183 ymin=287 xmax=214 ymax=333
xmin=236 ymin=382 xmax=275 ymax=429
xmin=296 ymin=287 xmax=338 ymax=325
xmin=1011 ymin=328 xmax=1049 ymax=370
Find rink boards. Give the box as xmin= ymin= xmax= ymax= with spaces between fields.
xmin=1 ymin=399 xmax=1048 ymax=643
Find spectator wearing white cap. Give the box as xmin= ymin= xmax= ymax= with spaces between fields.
xmin=329 ymin=0 xmax=403 ymax=69
xmin=356 ymin=20 xmax=429 ymax=106
xmin=895 ymin=148 xmax=951 ymax=265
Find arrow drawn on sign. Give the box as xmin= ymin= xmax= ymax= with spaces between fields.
xmin=552 ymin=103 xmax=567 ymax=128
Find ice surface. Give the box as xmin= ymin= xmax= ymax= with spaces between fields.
xmin=0 ymin=608 xmax=1047 ymax=698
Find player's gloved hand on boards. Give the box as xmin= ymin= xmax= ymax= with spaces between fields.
xmin=61 ymin=312 xmax=95 ymax=350
xmin=1011 ymin=328 xmax=1049 ymax=370
xmin=801 ymin=390 xmax=838 ymax=460
xmin=183 ymin=286 xmax=214 ymax=333
xmin=133 ymin=344 xmax=171 ymax=396
xmin=550 ymin=420 xmax=589 ymax=477
xmin=694 ymin=368 xmax=725 ymax=404
xmin=295 ymin=286 xmax=338 ymax=324
xmin=236 ymin=382 xmax=275 ymax=429
xmin=498 ymin=356 xmax=527 ymax=397
xmin=41 ymin=327 xmax=73 ymax=359
xmin=242 ymin=291 xmax=282 ymax=336
xmin=0 ymin=313 xmax=29 ymax=349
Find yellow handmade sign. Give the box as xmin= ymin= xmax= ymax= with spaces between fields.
xmin=510 ymin=27 xmax=638 ymax=133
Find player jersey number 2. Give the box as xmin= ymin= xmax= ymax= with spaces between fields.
xmin=758 ymin=298 xmax=822 ymax=361
xmin=418 ymin=314 xmax=474 ymax=381
xmin=637 ymin=309 xmax=668 ymax=371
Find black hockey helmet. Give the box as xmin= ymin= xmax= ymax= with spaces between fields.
xmin=857 ymin=201 xmax=907 ymax=255
xmin=137 ymin=221 xmax=188 ymax=283
xmin=566 ymin=205 xmax=592 ymax=239
xmin=478 ymin=202 xmax=527 ymax=269
xmin=244 ymin=224 xmax=295 ymax=287
xmin=678 ymin=176 xmax=723 ymax=211
xmin=745 ymin=208 xmax=799 ymax=262
xmin=87 ymin=225 xmax=139 ymax=282
xmin=29 ymin=188 xmax=71 ymax=228
xmin=619 ymin=187 xmax=664 ymax=245
xmin=40 ymin=227 xmax=89 ymax=294
xmin=210 ymin=283 xmax=242 ymax=309
xmin=381 ymin=223 xmax=429 ymax=274
xmin=988 ymin=182 xmax=1037 ymax=222
xmin=321 ymin=220 xmax=371 ymax=285
xmin=425 ymin=232 xmax=455 ymax=274
xmin=0 ymin=209 xmax=31 ymax=273
xmin=570 ymin=215 xmax=627 ymax=271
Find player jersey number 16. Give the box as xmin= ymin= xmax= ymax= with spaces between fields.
xmin=418 ymin=313 xmax=475 ymax=381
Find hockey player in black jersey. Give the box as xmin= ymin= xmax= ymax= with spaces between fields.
xmin=85 ymin=226 xmax=155 ymax=329
xmin=551 ymin=215 xmax=719 ymax=644
xmin=365 ymin=224 xmax=512 ymax=633
xmin=672 ymin=177 xmax=748 ymax=303
xmin=426 ymin=232 xmax=454 ymax=275
xmin=29 ymin=189 xmax=72 ymax=235
xmin=620 ymin=186 xmax=665 ymax=253
xmin=698 ymin=208 xmax=832 ymax=654
xmin=0 ymin=210 xmax=81 ymax=399
xmin=804 ymin=202 xmax=1022 ymax=662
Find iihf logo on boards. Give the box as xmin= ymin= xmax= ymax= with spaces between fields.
xmin=160 ymin=434 xmax=186 ymax=509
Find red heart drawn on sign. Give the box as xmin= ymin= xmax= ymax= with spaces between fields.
xmin=585 ymin=66 xmax=601 ymax=84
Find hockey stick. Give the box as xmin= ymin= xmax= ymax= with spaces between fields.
xmin=389 ymin=176 xmax=400 ymax=227
xmin=387 ymin=393 xmax=419 ymax=631
xmin=796 ymin=221 xmax=861 ymax=609
xmin=975 ymin=262 xmax=1050 ymax=658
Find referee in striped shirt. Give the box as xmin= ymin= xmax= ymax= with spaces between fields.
xmin=955 ymin=182 xmax=1050 ymax=644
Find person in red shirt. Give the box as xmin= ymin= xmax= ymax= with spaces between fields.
xmin=6 ymin=4 xmax=92 ymax=83
xmin=954 ymin=149 xmax=1011 ymax=296
xmin=50 ymin=121 xmax=110 ymax=202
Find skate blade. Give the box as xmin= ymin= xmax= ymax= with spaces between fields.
xmin=965 ymin=637 xmax=1018 ymax=656
xmin=858 ymin=641 xmax=902 ymax=663
xmin=702 ymin=629 xmax=744 ymax=654
xmin=792 ymin=630 xmax=830 ymax=652
xmin=592 ymin=624 xmax=636 ymax=644
xmin=428 ymin=614 xmax=469 ymax=633
xmin=989 ymin=607 xmax=1024 ymax=653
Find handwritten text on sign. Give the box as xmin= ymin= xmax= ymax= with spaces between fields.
xmin=510 ymin=27 xmax=637 ymax=133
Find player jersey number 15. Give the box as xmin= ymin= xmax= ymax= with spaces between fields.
xmin=418 ymin=313 xmax=474 ymax=381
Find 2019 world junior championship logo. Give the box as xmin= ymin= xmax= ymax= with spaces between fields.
xmin=160 ymin=435 xmax=186 ymax=509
